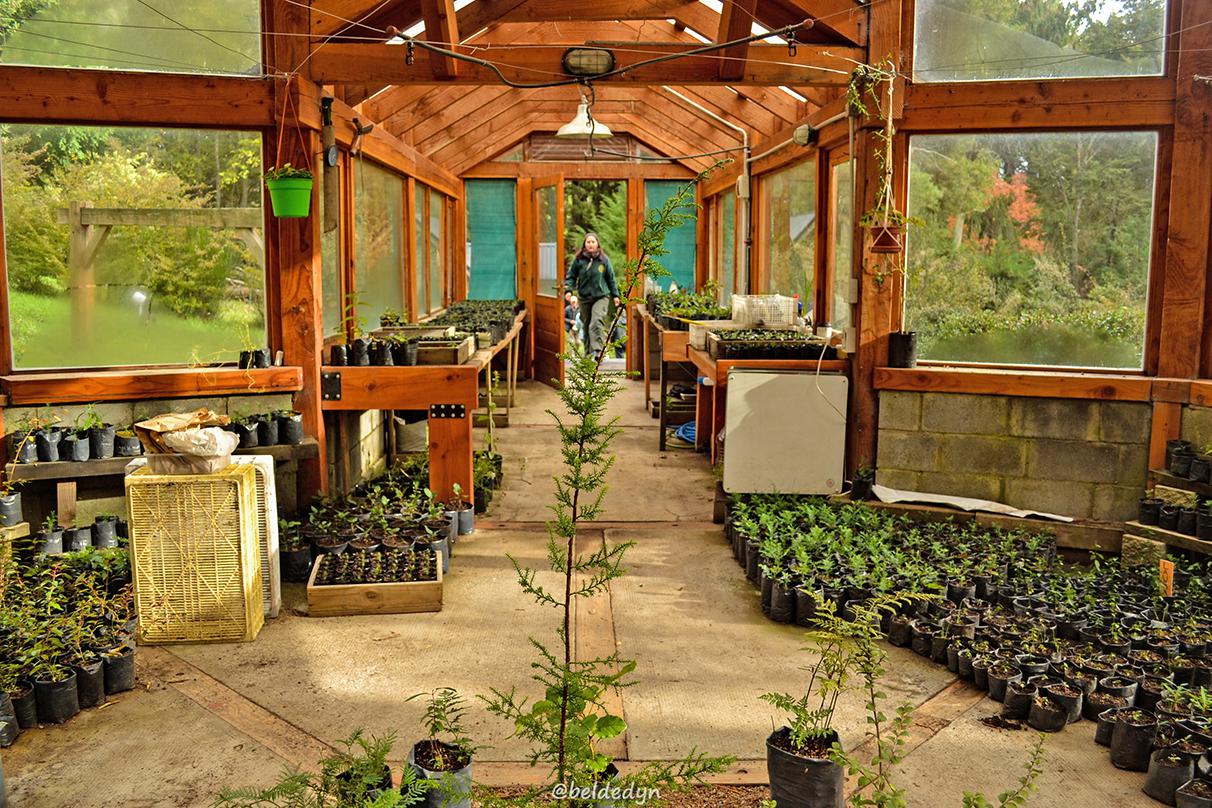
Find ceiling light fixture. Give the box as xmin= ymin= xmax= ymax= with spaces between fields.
xmin=556 ymin=86 xmax=612 ymax=139
xmin=562 ymin=47 xmax=615 ymax=78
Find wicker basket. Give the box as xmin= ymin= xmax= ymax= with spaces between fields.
xmin=125 ymin=464 xmax=264 ymax=644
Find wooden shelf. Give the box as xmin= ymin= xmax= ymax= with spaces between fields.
xmin=873 ymin=366 xmax=1152 ymax=402
xmin=0 ymin=366 xmax=303 ymax=405
xmin=5 ymin=437 xmax=320 ymax=482
xmin=1149 ymin=468 xmax=1212 ymax=498
xmin=1124 ymin=520 xmax=1212 ymax=556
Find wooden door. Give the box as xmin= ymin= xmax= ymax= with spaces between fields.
xmin=532 ymin=174 xmax=565 ymax=386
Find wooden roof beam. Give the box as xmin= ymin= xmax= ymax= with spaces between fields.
xmin=311 ymin=42 xmax=861 ymax=85
xmin=780 ymin=0 xmax=866 ymax=46
xmin=419 ymin=0 xmax=460 ymax=78
xmin=716 ymin=0 xmax=758 ymax=82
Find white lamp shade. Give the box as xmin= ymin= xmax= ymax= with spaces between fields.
xmin=555 ymin=103 xmax=613 ymax=138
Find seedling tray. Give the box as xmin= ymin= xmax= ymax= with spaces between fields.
xmin=306 ymin=556 xmax=443 ymax=617
xmin=372 ymin=325 xmax=455 ymax=340
xmin=416 ymin=336 xmax=476 ymax=365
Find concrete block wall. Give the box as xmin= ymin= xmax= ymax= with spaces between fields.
xmin=1181 ymin=405 xmax=1212 ymax=452
xmin=326 ymin=410 xmax=387 ymax=494
xmin=876 ymin=392 xmax=1150 ymax=522
xmin=5 ymin=393 xmax=297 ymax=526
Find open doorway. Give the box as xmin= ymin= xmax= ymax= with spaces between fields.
xmin=563 ymin=180 xmax=628 ymax=370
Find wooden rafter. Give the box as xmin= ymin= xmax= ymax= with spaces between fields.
xmin=309 ymin=42 xmax=861 ymax=85
xmin=781 ymin=0 xmax=867 ymax=46
xmin=420 ymin=0 xmax=460 ymax=78
xmin=717 ymin=0 xmax=759 ymax=82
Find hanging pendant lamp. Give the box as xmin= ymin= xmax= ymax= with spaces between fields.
xmin=556 ymin=103 xmax=612 ymax=139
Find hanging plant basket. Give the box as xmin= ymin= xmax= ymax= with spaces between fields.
xmin=868 ymin=224 xmax=904 ymax=254
xmin=266 ymin=176 xmax=314 ymax=218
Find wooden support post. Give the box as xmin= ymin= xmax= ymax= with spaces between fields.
xmin=428 ymin=410 xmax=474 ymax=502
xmin=67 ymin=201 xmax=109 ymax=349
xmin=716 ymin=0 xmax=759 ymax=82
xmin=421 ymin=0 xmax=461 ymax=79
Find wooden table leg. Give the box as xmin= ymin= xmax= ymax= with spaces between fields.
xmin=428 ymin=406 xmax=474 ymax=503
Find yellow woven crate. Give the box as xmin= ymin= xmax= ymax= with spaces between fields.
xmin=125 ymin=464 xmax=263 ymax=644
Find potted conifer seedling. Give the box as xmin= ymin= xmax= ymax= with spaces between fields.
xmin=407 ymin=688 xmax=479 ymax=808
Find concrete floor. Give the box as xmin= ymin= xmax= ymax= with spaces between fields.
xmin=3 ymin=381 xmax=1153 ymax=807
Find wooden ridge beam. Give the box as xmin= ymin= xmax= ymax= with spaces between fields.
xmin=311 ymin=42 xmax=860 ymax=85
xmin=464 ymin=161 xmax=694 ymax=179
xmin=781 ymin=0 xmax=867 ymax=46
xmin=716 ymin=0 xmax=758 ymax=82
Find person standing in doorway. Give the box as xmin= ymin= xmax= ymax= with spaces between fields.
xmin=563 ymin=232 xmax=620 ymax=356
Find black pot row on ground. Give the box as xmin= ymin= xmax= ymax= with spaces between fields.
xmin=1 ymin=546 xmax=137 ymax=747
xmin=10 ymin=424 xmax=142 ymax=464
xmin=726 ymin=495 xmax=1212 ymax=806
xmin=224 ymin=411 xmax=306 ymax=449
xmin=278 ymin=451 xmax=504 ymax=584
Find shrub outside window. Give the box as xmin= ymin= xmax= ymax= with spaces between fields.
xmin=905 ymin=131 xmax=1158 ymax=369
xmin=354 ymin=160 xmax=405 ymax=332
xmin=1 ymin=124 xmax=265 ymax=369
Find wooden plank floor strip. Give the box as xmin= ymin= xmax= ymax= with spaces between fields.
xmin=137 ymin=645 xmax=334 ymax=771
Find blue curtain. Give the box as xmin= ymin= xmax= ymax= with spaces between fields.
xmin=644 ymin=180 xmax=697 ymax=292
xmin=467 ymin=179 xmax=517 ymax=299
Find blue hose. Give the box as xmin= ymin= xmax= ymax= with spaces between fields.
xmin=675 ymin=421 xmax=696 ymax=443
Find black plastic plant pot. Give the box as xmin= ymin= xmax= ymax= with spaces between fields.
xmin=114 ymin=434 xmax=143 ymax=457
xmin=1026 ymin=696 xmax=1068 ymax=732
xmin=973 ymin=657 xmax=991 ymax=691
xmin=766 ymin=727 xmax=845 ymax=808
xmin=474 ymin=486 xmax=491 ymax=514
xmin=1145 ymin=749 xmax=1195 ymax=806
xmin=74 ymin=660 xmax=106 ymax=709
xmin=1111 ymin=712 xmax=1157 ymax=771
xmin=277 ymin=414 xmax=305 ymax=445
xmin=760 ymin=572 xmax=774 ymax=616
xmin=35 ymin=429 xmax=61 ymax=462
xmin=744 ymin=541 xmax=761 ymax=584
xmin=103 ymin=646 xmax=136 ymax=694
xmin=330 ymin=344 xmax=348 ymax=366
xmin=407 ymin=741 xmax=473 ymax=808
xmin=888 ymin=331 xmax=918 ymax=368
xmin=1179 ymin=507 xmax=1199 ymax=536
xmin=1002 ymin=681 xmax=1036 ymax=720
xmin=1042 ymin=682 xmax=1082 ymax=723
xmin=65 ymin=527 xmax=92 ymax=552
xmin=1167 ymin=439 xmax=1193 ymax=470
xmin=1096 ymin=708 xmax=1127 ymax=746
xmin=795 ymin=589 xmax=819 ymax=629
xmin=9 ymin=683 xmax=36 ymax=730
xmin=61 ymin=434 xmax=90 ymax=462
xmin=92 ymin=518 xmax=118 ymax=550
xmin=34 ymin=671 xmax=80 ymax=724
xmin=313 ymin=538 xmax=348 ymax=557
xmin=770 ymin=581 xmax=796 ymax=624
xmin=1083 ymin=692 xmax=1129 ymax=722
xmin=1160 ymin=504 xmax=1181 ymax=532
xmin=1177 ymin=779 xmax=1212 ymax=808
xmin=1173 ymin=451 xmax=1196 ymax=478
xmin=1198 ymin=512 xmax=1212 ymax=541
xmin=234 ymin=423 xmax=259 ymax=449
xmin=1139 ymin=497 xmax=1163 ymax=525
xmin=13 ymin=433 xmax=36 ymax=464
xmin=1100 ymin=675 xmax=1139 ymax=702
xmin=88 ymin=424 xmax=116 ymax=459
xmin=36 ymin=529 xmax=63 ymax=557
xmin=1016 ymin=654 xmax=1050 ymax=678
xmin=887 ymin=615 xmax=912 ymax=647
xmin=0 ymin=694 xmax=19 ymax=747
xmin=0 ymin=493 xmax=21 ymax=528
xmin=986 ymin=665 xmax=1021 ymax=703
xmin=256 ymin=416 xmax=279 ymax=447
xmin=957 ymin=649 xmax=975 ymax=681
xmin=1192 ymin=456 xmax=1212 ymax=483
xmin=350 ymin=338 xmax=370 ymax=366
xmin=850 ymin=477 xmax=874 ymax=502
xmin=280 ymin=546 xmax=313 ymax=582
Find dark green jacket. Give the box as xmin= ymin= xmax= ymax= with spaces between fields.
xmin=564 ymin=251 xmax=620 ymax=302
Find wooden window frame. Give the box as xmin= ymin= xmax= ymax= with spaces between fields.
xmin=899 ymin=125 xmax=1166 ymax=377
xmin=823 ymin=149 xmax=853 ymax=331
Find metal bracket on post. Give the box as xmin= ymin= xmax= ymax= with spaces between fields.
xmin=320 ymin=371 xmax=342 ymax=401
xmin=429 ymin=404 xmax=466 ymax=419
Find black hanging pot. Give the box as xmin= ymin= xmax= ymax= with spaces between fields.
xmin=888 ymin=331 xmax=918 ymax=368
xmin=766 ymin=727 xmax=844 ymax=808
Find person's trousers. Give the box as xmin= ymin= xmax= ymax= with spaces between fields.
xmin=578 ymin=296 xmax=610 ymax=355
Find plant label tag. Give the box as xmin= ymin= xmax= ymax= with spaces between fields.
xmin=1160 ymin=559 xmax=1175 ymax=597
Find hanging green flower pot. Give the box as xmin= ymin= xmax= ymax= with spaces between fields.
xmin=264 ymin=164 xmax=314 ymax=218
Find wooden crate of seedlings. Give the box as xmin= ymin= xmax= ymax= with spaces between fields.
xmin=372 ymin=325 xmax=455 ymax=340
xmin=416 ymin=335 xmax=475 ymax=366
xmin=306 ymin=546 xmax=443 ymax=617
